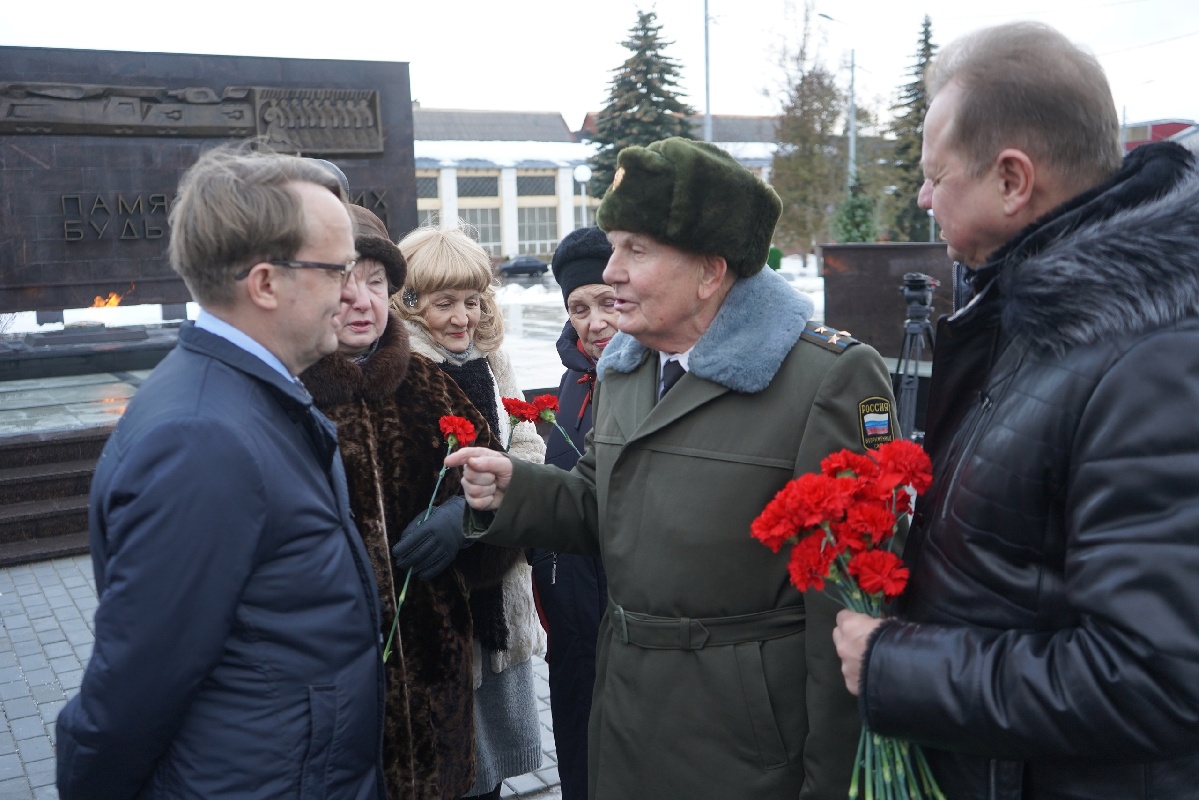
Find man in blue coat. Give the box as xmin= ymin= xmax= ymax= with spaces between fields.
xmin=56 ymin=146 xmax=387 ymax=799
xmin=533 ymin=226 xmax=618 ymax=800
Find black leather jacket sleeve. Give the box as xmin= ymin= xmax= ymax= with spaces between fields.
xmin=863 ymin=326 xmax=1199 ymax=762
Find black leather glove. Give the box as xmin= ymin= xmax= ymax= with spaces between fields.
xmin=391 ymin=496 xmax=468 ymax=581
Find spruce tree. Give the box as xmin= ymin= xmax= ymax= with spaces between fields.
xmin=885 ymin=16 xmax=937 ymax=241
xmin=588 ymin=10 xmax=695 ymax=197
xmin=832 ymin=177 xmax=878 ymax=243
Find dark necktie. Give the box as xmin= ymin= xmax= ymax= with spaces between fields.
xmin=659 ymin=358 xmax=686 ymax=399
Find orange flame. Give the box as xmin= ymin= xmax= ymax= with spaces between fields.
xmin=90 ymin=282 xmax=136 ymax=308
xmin=92 ymin=292 xmax=123 ymax=308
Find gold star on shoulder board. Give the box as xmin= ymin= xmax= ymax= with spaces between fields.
xmin=814 ymin=325 xmax=830 ymax=334
xmin=828 ymin=330 xmax=852 ymax=344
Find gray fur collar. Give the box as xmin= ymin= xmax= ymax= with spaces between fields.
xmin=1002 ymin=159 xmax=1199 ymax=353
xmin=597 ymin=268 xmax=814 ymax=393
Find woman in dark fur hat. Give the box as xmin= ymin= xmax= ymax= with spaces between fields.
xmin=301 ymin=205 xmax=517 ymax=800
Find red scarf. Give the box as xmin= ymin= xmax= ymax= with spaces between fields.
xmin=575 ymin=338 xmax=597 ymax=423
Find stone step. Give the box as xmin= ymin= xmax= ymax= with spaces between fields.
xmin=0 ymin=458 xmax=95 ymax=505
xmin=0 ymin=531 xmax=89 ymax=568
xmin=0 ymin=495 xmax=89 ymax=546
xmin=0 ymin=425 xmax=112 ymax=471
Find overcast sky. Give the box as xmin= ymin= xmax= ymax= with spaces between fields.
xmin=4 ymin=0 xmax=1195 ymax=132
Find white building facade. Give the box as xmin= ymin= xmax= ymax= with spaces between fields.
xmin=414 ymin=107 xmax=778 ymax=261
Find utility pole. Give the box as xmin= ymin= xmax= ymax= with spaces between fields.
xmin=818 ymin=13 xmax=855 ymax=191
xmin=704 ymin=0 xmax=713 ymax=142
xmin=848 ymin=48 xmax=856 ymax=190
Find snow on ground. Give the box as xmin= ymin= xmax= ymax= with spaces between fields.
xmin=2 ymin=303 xmax=200 ymax=334
xmin=2 ymin=274 xmax=825 ymax=393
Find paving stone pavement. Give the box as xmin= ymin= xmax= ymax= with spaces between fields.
xmin=0 ymin=554 xmax=562 ymax=800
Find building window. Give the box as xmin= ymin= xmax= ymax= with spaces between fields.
xmin=416 ymin=176 xmax=439 ymax=199
xmin=575 ymin=205 xmax=599 ymax=230
xmin=458 ymin=176 xmax=499 ymax=198
xmin=517 ymin=175 xmax=556 ymax=196
xmin=518 ymin=207 xmax=558 ymax=255
xmin=461 ymin=208 xmax=502 ymax=257
xmin=419 ymin=209 xmax=440 ymax=228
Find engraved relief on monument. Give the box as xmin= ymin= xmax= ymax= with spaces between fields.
xmin=255 ymin=88 xmax=382 ymax=154
xmin=0 ymin=83 xmax=255 ymax=137
xmin=0 ymin=83 xmax=383 ymax=154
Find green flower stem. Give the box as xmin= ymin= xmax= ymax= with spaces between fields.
xmin=849 ymin=729 xmax=866 ymax=799
xmin=392 ymin=437 xmax=460 ymax=664
xmin=381 ymin=567 xmax=414 ymax=663
xmin=549 ymin=419 xmax=582 ymax=455
xmin=902 ymin=740 xmax=922 ymax=800
xmin=886 ymin=737 xmax=909 ymax=800
xmin=505 ymin=419 xmax=517 ymax=452
xmin=874 ymin=734 xmax=885 ymax=800
xmin=865 ymin=733 xmax=875 ymax=800
xmin=914 ymin=743 xmax=948 ymax=800
xmin=422 ymin=441 xmax=456 ymax=523
xmin=879 ymin=735 xmax=895 ymax=800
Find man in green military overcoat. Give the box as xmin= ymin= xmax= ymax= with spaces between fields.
xmin=447 ymin=138 xmax=899 ymax=800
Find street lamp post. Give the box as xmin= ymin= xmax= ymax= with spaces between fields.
xmin=927 ymin=208 xmax=936 ymax=243
xmin=573 ymin=164 xmax=593 ymax=229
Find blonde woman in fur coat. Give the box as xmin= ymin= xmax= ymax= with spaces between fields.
xmin=395 ymin=225 xmax=546 ymax=800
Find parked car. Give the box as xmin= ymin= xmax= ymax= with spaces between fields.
xmin=500 ymin=255 xmax=549 ymax=276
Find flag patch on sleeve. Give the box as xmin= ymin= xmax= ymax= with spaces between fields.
xmin=858 ymin=396 xmax=895 ymax=448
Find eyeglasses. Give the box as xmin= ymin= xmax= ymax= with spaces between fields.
xmin=235 ymin=259 xmax=357 ymax=282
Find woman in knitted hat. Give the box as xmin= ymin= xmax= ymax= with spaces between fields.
xmin=531 ymin=225 xmax=617 ymax=800
xmin=394 ymin=224 xmax=546 ymax=800
xmin=301 ymin=205 xmax=517 ymax=800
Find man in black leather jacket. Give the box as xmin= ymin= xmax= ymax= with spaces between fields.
xmin=834 ymin=21 xmax=1199 ymax=800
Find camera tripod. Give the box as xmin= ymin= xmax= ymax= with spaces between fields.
xmin=895 ymin=273 xmax=938 ymax=443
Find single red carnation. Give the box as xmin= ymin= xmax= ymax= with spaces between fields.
xmin=751 ymin=486 xmax=807 ymax=552
xmin=532 ymin=394 xmax=559 ymax=413
xmin=787 ymin=531 xmax=841 ymax=592
xmin=847 ymin=549 xmax=909 ymax=599
xmin=821 ymin=450 xmax=879 ymax=480
xmin=843 ymin=502 xmax=901 ymax=543
xmin=532 ymin=394 xmax=560 ymax=422
xmin=439 ymin=415 xmax=477 ymax=448
xmin=872 ymin=439 xmax=933 ymax=494
xmin=502 ymin=397 xmax=538 ymax=423
xmin=785 ymin=474 xmax=856 ymax=529
xmin=850 ymin=472 xmax=894 ymax=506
xmin=830 ymin=521 xmax=868 ymax=553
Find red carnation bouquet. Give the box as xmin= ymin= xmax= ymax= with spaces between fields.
xmin=751 ymin=439 xmax=945 ymax=800
xmin=503 ymin=394 xmax=582 ymax=457
xmin=383 ymin=415 xmax=476 ymax=663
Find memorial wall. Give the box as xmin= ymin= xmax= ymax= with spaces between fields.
xmin=820 ymin=242 xmax=954 ymax=360
xmin=0 ymin=46 xmax=416 ymax=315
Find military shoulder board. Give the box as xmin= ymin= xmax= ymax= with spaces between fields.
xmin=799 ymin=322 xmax=861 ymax=354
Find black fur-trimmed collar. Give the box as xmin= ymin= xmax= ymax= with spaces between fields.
xmin=993 ymin=142 xmax=1199 ymax=353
